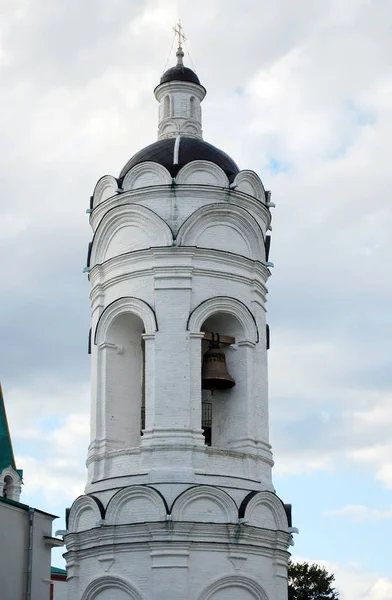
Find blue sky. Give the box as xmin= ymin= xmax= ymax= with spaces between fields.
xmin=1 ymin=1 xmax=391 ymax=598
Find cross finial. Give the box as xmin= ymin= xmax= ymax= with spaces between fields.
xmin=173 ymin=19 xmax=186 ymax=51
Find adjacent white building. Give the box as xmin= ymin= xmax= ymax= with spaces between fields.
xmin=0 ymin=383 xmax=64 ymax=600
xmin=65 ymin=44 xmax=295 ymax=600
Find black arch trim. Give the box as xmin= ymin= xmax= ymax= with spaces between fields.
xmin=169 ymin=484 xmax=239 ymax=514
xmin=238 ymin=491 xmax=258 ymax=518
xmin=89 ymin=494 xmax=106 ymax=519
xmin=86 ymin=241 xmax=92 ymax=268
xmin=91 ymin=175 xmax=120 ymax=210
xmin=238 ymin=490 xmax=291 ymax=526
xmin=93 ymin=296 xmax=158 ymax=345
xmin=265 ymin=236 xmax=271 ymax=262
xmin=187 ymin=296 xmax=259 ymax=343
xmin=66 ymin=494 xmax=106 ymax=528
xmin=105 ymin=484 xmax=170 ymax=516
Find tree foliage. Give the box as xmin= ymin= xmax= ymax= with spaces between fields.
xmin=288 ymin=561 xmax=339 ymax=600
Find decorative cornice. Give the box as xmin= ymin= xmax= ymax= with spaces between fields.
xmin=65 ymin=521 xmax=292 ymax=556
xmin=88 ymin=247 xmax=269 ymax=306
xmin=89 ymin=185 xmax=271 ymax=232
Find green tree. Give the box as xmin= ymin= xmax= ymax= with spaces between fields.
xmin=288 ymin=561 xmax=339 ymax=600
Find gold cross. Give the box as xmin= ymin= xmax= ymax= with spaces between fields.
xmin=173 ymin=20 xmax=186 ymax=50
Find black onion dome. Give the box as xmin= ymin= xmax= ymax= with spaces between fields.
xmin=159 ymin=64 xmax=202 ymax=86
xmin=119 ymin=137 xmax=240 ymax=183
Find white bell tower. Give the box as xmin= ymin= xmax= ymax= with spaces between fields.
xmin=65 ymin=33 xmax=294 ymax=600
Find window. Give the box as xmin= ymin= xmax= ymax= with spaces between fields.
xmin=163 ymin=95 xmax=170 ymax=118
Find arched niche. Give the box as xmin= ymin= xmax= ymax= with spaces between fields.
xmin=176 ymin=160 xmax=229 ymax=187
xmin=198 ymin=575 xmax=268 ymax=600
xmin=233 ymin=170 xmax=266 ymax=202
xmin=105 ymin=485 xmax=167 ymax=525
xmin=95 ymin=297 xmax=157 ymax=344
xmin=185 ymin=124 xmax=199 ymax=136
xmin=241 ymin=491 xmax=288 ymax=531
xmin=190 ymin=96 xmax=196 ymax=118
xmin=171 ymin=486 xmax=237 ymax=524
xmin=68 ymin=495 xmax=104 ymax=533
xmin=92 ymin=175 xmax=118 ymax=209
xmin=122 ymin=162 xmax=172 ymax=191
xmin=159 ymin=120 xmax=179 ymax=139
xmin=188 ymin=297 xmax=258 ymax=344
xmin=188 ymin=297 xmax=258 ymax=449
xmin=0 ymin=466 xmax=22 ymax=501
xmin=81 ymin=576 xmax=143 ymax=600
xmin=176 ymin=203 xmax=265 ymax=261
xmin=102 ymin=312 xmax=144 ymax=448
xmin=95 ymin=298 xmax=157 ymax=450
xmin=163 ymin=94 xmax=171 ymax=118
xmin=90 ymin=204 xmax=173 ymax=266
xmin=3 ymin=475 xmax=13 ymax=498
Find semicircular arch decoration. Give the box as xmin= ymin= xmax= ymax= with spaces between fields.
xmin=176 ymin=160 xmax=229 ymax=187
xmin=81 ymin=575 xmax=144 ymax=600
xmin=68 ymin=495 xmax=105 ymax=534
xmin=198 ymin=574 xmax=269 ymax=600
xmin=92 ymin=175 xmax=118 ymax=209
xmin=187 ymin=296 xmax=259 ymax=344
xmin=176 ymin=203 xmax=265 ymax=261
xmin=94 ymin=297 xmax=158 ymax=345
xmin=241 ymin=490 xmax=289 ymax=531
xmin=233 ymin=170 xmax=266 ymax=202
xmin=105 ymin=485 xmax=168 ymax=525
xmin=122 ymin=161 xmax=172 ymax=191
xmin=171 ymin=485 xmax=238 ymax=524
xmin=90 ymin=204 xmax=173 ymax=266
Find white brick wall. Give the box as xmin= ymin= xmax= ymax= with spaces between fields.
xmin=66 ymin=97 xmax=291 ymax=599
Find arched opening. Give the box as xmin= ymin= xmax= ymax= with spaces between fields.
xmin=200 ymin=312 xmax=245 ymax=449
xmin=190 ymin=96 xmax=196 ymax=118
xmin=163 ymin=94 xmax=171 ymax=118
xmin=104 ymin=312 xmax=145 ymax=449
xmin=3 ymin=475 xmax=13 ymax=499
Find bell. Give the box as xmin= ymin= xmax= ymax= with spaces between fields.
xmin=202 ymin=346 xmax=236 ymax=391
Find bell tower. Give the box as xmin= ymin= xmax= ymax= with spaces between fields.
xmin=65 ymin=36 xmax=294 ymax=600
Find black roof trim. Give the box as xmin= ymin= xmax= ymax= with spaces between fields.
xmin=119 ymin=137 xmax=239 ymax=183
xmin=159 ymin=65 xmax=201 ymax=86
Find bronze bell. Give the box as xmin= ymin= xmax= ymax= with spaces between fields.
xmin=202 ymin=335 xmax=236 ymax=391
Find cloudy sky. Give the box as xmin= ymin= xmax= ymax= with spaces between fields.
xmin=1 ymin=0 xmax=391 ymax=597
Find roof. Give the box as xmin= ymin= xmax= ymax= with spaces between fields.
xmin=0 ymin=495 xmax=58 ymax=518
xmin=51 ymin=566 xmax=67 ymax=575
xmin=0 ymin=383 xmax=16 ymax=472
xmin=120 ymin=137 xmax=240 ymax=183
xmin=157 ymin=46 xmax=204 ymax=89
xmin=159 ymin=64 xmax=202 ymax=86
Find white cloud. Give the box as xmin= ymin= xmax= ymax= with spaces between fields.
xmin=324 ymin=505 xmax=392 ymax=522
xmin=16 ymin=409 xmax=89 ymax=509
xmin=1 ymin=0 xmax=392 ymax=589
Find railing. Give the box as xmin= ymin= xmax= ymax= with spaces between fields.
xmin=202 ymin=402 xmax=212 ymax=446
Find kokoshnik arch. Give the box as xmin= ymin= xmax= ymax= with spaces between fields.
xmin=64 ymin=34 xmax=297 ymax=600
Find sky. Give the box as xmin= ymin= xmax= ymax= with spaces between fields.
xmin=0 ymin=0 xmax=391 ymax=597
